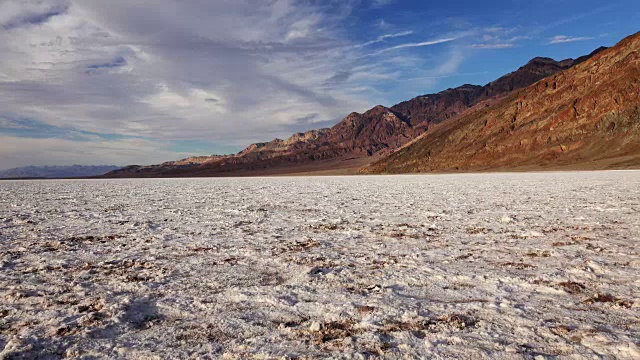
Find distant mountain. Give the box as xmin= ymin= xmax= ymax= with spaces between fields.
xmin=361 ymin=33 xmax=640 ymax=173
xmin=0 ymin=165 xmax=121 ymax=179
xmin=103 ymin=40 xmax=616 ymax=178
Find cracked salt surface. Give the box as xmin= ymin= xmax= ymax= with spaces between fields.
xmin=0 ymin=171 xmax=639 ymax=359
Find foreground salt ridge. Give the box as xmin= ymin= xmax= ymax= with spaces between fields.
xmin=0 ymin=172 xmax=638 ymax=359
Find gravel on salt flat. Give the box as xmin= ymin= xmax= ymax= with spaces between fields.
xmin=0 ymin=171 xmax=639 ymax=359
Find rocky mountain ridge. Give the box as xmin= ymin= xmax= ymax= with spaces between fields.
xmin=103 ymin=41 xmax=626 ymax=178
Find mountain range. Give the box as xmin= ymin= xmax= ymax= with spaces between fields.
xmin=0 ymin=165 xmax=121 ymax=179
xmin=362 ymin=33 xmax=640 ymax=173
xmin=104 ymin=32 xmax=639 ymax=178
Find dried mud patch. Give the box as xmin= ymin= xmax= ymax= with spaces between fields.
xmin=380 ymin=314 xmax=478 ymax=335
xmin=303 ymin=319 xmax=363 ymax=345
xmin=583 ymin=294 xmax=633 ymax=308
xmin=557 ymin=281 xmax=586 ymax=294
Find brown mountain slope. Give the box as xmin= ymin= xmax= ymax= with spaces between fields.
xmin=361 ymin=33 xmax=640 ymax=174
xmin=104 ymin=45 xmax=607 ymax=178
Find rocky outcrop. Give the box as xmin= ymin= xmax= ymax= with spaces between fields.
xmin=362 ymin=33 xmax=640 ymax=173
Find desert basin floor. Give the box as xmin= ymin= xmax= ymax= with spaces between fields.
xmin=0 ymin=171 xmax=638 ymax=359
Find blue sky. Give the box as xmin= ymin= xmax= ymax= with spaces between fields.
xmin=0 ymin=0 xmax=638 ymax=169
xmin=348 ymin=0 xmax=638 ymax=104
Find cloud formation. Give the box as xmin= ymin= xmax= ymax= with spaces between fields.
xmin=0 ymin=0 xmax=477 ymax=169
xmin=0 ymin=0 xmax=369 ymax=141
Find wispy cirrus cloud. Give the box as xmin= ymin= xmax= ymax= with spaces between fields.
xmin=549 ymin=35 xmax=595 ymax=44
xmin=468 ymin=43 xmax=515 ymax=49
xmin=356 ymin=30 xmax=413 ymax=48
xmin=373 ymin=37 xmax=458 ymax=54
xmin=461 ymin=26 xmax=528 ymax=50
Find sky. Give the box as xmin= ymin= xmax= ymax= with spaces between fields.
xmin=0 ymin=0 xmax=638 ymax=170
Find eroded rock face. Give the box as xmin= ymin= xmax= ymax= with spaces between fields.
xmin=317 ymin=105 xmax=415 ymax=156
xmin=103 ymin=42 xmax=610 ymax=178
xmin=362 ymin=32 xmax=640 ymax=174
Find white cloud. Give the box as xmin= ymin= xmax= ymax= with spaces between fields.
xmin=356 ymin=30 xmax=414 ymax=48
xmin=373 ymin=37 xmax=458 ymax=54
xmin=549 ymin=35 xmax=594 ymax=44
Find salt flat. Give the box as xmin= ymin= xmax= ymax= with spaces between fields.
xmin=0 ymin=172 xmax=639 ymax=359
